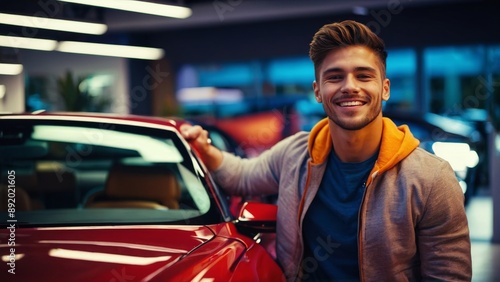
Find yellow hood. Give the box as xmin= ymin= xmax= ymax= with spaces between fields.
xmin=308 ymin=117 xmax=420 ymax=185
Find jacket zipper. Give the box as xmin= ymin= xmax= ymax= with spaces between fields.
xmin=358 ymin=171 xmax=378 ymax=282
xmin=295 ymin=160 xmax=313 ymax=281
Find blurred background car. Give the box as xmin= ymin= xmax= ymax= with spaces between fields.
xmin=0 ymin=112 xmax=283 ymax=282
xmin=383 ymin=111 xmax=483 ymax=205
xmin=443 ymin=108 xmax=494 ymax=189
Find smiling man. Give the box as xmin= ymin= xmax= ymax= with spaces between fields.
xmin=182 ymin=20 xmax=472 ymax=281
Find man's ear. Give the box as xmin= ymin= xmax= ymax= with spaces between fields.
xmin=313 ymin=80 xmax=322 ymax=103
xmin=382 ymin=78 xmax=390 ymax=101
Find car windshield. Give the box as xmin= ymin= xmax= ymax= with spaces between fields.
xmin=0 ymin=116 xmax=222 ymax=227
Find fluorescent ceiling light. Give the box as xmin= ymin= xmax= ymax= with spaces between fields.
xmin=0 ymin=63 xmax=23 ymax=75
xmin=0 ymin=35 xmax=163 ymax=60
xmin=0 ymin=35 xmax=57 ymax=51
xmin=0 ymin=12 xmax=107 ymax=35
xmin=58 ymin=0 xmax=192 ymax=19
xmin=57 ymin=41 xmax=164 ymax=60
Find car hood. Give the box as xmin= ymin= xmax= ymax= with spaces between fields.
xmin=1 ymin=224 xmax=247 ymax=281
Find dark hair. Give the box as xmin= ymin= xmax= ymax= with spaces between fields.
xmin=309 ymin=20 xmax=388 ymax=78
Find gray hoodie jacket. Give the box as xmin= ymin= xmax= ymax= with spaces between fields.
xmin=212 ymin=117 xmax=472 ymax=281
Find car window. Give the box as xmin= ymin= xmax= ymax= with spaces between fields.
xmin=0 ymin=118 xmax=221 ymax=227
xmin=30 ymin=125 xmax=184 ymax=163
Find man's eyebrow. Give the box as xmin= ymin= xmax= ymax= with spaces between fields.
xmin=322 ymin=67 xmax=343 ymax=75
xmin=354 ymin=66 xmax=377 ymax=73
xmin=322 ymin=66 xmax=377 ymax=75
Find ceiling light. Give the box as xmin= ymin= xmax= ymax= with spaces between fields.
xmin=0 ymin=35 xmax=164 ymax=60
xmin=0 ymin=63 xmax=23 ymax=75
xmin=0 ymin=12 xmax=107 ymax=35
xmin=57 ymin=41 xmax=164 ymax=60
xmin=0 ymin=35 xmax=57 ymax=51
xmin=58 ymin=0 xmax=192 ymax=19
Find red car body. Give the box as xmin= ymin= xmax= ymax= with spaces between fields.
xmin=0 ymin=112 xmax=284 ymax=281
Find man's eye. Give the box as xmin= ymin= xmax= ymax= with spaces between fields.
xmin=358 ymin=74 xmax=372 ymax=79
xmin=326 ymin=75 xmax=342 ymax=80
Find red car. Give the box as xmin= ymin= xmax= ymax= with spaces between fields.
xmin=0 ymin=112 xmax=284 ymax=281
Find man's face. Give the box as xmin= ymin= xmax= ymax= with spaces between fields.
xmin=313 ymin=45 xmax=390 ymax=131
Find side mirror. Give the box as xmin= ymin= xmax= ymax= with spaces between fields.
xmin=235 ymin=202 xmax=277 ymax=235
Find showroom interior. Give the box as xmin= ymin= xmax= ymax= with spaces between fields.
xmin=1 ymin=0 xmax=500 ymax=281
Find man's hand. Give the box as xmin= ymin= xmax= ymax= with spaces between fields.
xmin=180 ymin=123 xmax=212 ymax=151
xmin=180 ymin=124 xmax=224 ymax=171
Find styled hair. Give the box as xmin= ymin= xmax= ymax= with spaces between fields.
xmin=309 ymin=20 xmax=388 ymax=78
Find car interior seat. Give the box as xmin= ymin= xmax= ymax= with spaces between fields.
xmin=85 ymin=164 xmax=181 ymax=210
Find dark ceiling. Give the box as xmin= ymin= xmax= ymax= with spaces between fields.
xmin=0 ymin=0 xmax=486 ymax=41
xmin=1 ymin=0 xmax=500 ymax=65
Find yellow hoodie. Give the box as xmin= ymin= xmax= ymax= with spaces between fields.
xmin=307 ymin=117 xmax=420 ymax=187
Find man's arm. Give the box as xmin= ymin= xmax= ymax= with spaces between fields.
xmin=418 ymin=161 xmax=472 ymax=281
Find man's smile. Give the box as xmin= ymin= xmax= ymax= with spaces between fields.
xmin=337 ymin=100 xmax=366 ymax=107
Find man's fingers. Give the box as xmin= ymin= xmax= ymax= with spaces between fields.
xmin=180 ymin=124 xmax=200 ymax=139
xmin=180 ymin=123 xmax=223 ymax=171
xmin=180 ymin=124 xmax=211 ymax=148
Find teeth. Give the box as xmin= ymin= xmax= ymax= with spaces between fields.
xmin=339 ymin=101 xmax=363 ymax=107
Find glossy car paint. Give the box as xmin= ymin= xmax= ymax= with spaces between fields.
xmin=1 ymin=223 xmax=283 ymax=281
xmin=0 ymin=112 xmax=284 ymax=281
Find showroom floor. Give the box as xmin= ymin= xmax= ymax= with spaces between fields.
xmin=466 ymin=189 xmax=500 ymax=282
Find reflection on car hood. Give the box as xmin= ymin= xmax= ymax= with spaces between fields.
xmin=0 ymin=225 xmax=247 ymax=281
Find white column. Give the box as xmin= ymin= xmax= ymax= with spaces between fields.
xmin=0 ymin=74 xmax=24 ymax=113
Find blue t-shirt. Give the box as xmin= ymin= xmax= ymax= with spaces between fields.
xmin=302 ymin=150 xmax=378 ymax=281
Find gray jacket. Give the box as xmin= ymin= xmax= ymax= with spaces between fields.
xmin=212 ymin=117 xmax=472 ymax=281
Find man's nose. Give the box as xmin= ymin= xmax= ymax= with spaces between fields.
xmin=341 ymin=74 xmax=359 ymax=93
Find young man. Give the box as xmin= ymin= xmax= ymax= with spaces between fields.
xmin=182 ymin=20 xmax=471 ymax=281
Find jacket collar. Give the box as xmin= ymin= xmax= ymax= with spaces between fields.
xmin=308 ymin=117 xmax=420 ymax=178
